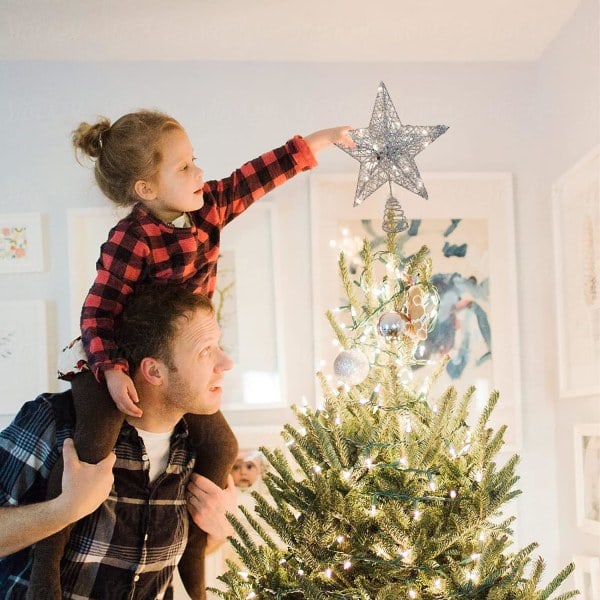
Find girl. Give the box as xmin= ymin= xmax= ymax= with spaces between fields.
xmin=28 ymin=109 xmax=353 ymax=600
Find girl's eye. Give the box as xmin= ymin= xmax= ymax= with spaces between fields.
xmin=199 ymin=347 xmax=210 ymax=357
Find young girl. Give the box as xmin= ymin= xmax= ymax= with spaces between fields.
xmin=27 ymin=109 xmax=352 ymax=600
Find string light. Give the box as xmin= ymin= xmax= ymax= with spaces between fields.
xmin=408 ymin=590 xmax=417 ymax=599
xmin=449 ymin=490 xmax=457 ymax=499
xmin=246 ymin=592 xmax=256 ymax=599
xmin=324 ymin=568 xmax=333 ymax=578
xmin=343 ymin=560 xmax=352 ymax=570
xmin=336 ymin=535 xmax=345 ymax=544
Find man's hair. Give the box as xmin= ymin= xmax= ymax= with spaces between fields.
xmin=114 ymin=286 xmax=213 ymax=374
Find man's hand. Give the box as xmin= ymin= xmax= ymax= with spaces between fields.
xmin=186 ymin=474 xmax=237 ymax=547
xmin=105 ymin=369 xmax=142 ymax=417
xmin=57 ymin=438 xmax=116 ymax=522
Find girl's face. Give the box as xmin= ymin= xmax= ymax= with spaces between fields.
xmin=231 ymin=456 xmax=261 ymax=488
xmin=141 ymin=128 xmax=205 ymax=224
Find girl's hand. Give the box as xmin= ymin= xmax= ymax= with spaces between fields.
xmin=105 ymin=369 xmax=142 ymax=417
xmin=304 ymin=126 xmax=356 ymax=154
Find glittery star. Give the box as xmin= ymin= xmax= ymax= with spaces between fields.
xmin=337 ymin=81 xmax=448 ymax=205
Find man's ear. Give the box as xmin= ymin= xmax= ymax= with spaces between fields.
xmin=139 ymin=357 xmax=165 ymax=386
xmin=134 ymin=179 xmax=158 ymax=201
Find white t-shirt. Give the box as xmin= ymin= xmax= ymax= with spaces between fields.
xmin=135 ymin=427 xmax=173 ymax=483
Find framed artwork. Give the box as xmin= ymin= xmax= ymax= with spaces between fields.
xmin=310 ymin=173 xmax=522 ymax=451
xmin=573 ymin=555 xmax=600 ymax=600
xmin=67 ymin=203 xmax=286 ymax=411
xmin=0 ymin=212 xmax=44 ymax=273
xmin=574 ymin=423 xmax=600 ymax=535
xmin=553 ymin=146 xmax=600 ymax=397
xmin=0 ymin=300 xmax=49 ymax=416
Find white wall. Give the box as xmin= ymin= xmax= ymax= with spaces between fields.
xmin=0 ymin=0 xmax=597 ymax=590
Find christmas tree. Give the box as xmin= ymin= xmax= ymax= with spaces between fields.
xmin=212 ymin=234 xmax=576 ymax=600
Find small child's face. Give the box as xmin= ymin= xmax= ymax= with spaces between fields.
xmin=231 ymin=456 xmax=261 ymax=488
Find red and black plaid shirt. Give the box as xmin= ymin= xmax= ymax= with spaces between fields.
xmin=81 ymin=136 xmax=316 ymax=378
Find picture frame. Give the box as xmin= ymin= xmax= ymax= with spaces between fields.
xmin=67 ymin=203 xmax=287 ymax=412
xmin=552 ymin=146 xmax=600 ymax=398
xmin=574 ymin=423 xmax=600 ymax=535
xmin=0 ymin=212 xmax=44 ymax=273
xmin=310 ymin=172 xmax=522 ymax=451
xmin=573 ymin=555 xmax=600 ymax=600
xmin=0 ymin=300 xmax=49 ymax=416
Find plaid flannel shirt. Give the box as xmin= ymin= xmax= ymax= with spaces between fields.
xmin=81 ymin=135 xmax=316 ymax=378
xmin=0 ymin=392 xmax=195 ymax=599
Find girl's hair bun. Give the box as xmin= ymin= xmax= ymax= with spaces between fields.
xmin=72 ymin=118 xmax=111 ymax=159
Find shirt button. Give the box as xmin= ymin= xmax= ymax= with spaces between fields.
xmin=134 ymin=574 xmax=140 ymax=582
xmin=142 ymin=454 xmax=149 ymax=461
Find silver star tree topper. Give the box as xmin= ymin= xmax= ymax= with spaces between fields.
xmin=337 ymin=81 xmax=448 ymax=232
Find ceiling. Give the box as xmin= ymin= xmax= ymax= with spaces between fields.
xmin=0 ymin=0 xmax=583 ymax=62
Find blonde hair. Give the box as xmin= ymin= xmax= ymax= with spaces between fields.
xmin=72 ymin=109 xmax=182 ymax=207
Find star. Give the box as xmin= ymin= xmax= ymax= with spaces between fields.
xmin=337 ymin=82 xmax=448 ymax=205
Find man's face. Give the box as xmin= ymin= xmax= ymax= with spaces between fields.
xmin=163 ymin=308 xmax=232 ymax=416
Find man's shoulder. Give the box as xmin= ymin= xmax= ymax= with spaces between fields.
xmin=3 ymin=390 xmax=75 ymax=436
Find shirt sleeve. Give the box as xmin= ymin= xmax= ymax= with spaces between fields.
xmin=200 ymin=135 xmax=317 ymax=227
xmin=0 ymin=398 xmax=63 ymax=506
xmin=80 ymin=221 xmax=151 ymax=379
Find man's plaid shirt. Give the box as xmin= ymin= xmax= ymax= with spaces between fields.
xmin=81 ymin=136 xmax=316 ymax=378
xmin=0 ymin=392 xmax=195 ymax=599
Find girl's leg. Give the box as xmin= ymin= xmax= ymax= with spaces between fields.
xmin=177 ymin=411 xmax=238 ymax=600
xmin=26 ymin=372 xmax=124 ymax=600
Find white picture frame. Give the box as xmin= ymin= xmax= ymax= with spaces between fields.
xmin=310 ymin=172 xmax=522 ymax=451
xmin=573 ymin=555 xmax=600 ymax=600
xmin=552 ymin=146 xmax=600 ymax=398
xmin=0 ymin=300 xmax=49 ymax=416
xmin=574 ymin=423 xmax=600 ymax=535
xmin=0 ymin=212 xmax=44 ymax=273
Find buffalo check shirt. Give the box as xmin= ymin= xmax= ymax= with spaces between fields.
xmin=81 ymin=135 xmax=317 ymax=379
xmin=0 ymin=392 xmax=195 ymax=599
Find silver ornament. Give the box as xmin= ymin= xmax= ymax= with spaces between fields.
xmin=377 ymin=311 xmax=407 ymax=340
xmin=333 ymin=349 xmax=370 ymax=386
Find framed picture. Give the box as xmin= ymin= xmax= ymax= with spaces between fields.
xmin=574 ymin=423 xmax=600 ymax=535
xmin=0 ymin=212 xmax=44 ymax=273
xmin=67 ymin=203 xmax=286 ymax=411
xmin=573 ymin=555 xmax=600 ymax=600
xmin=310 ymin=173 xmax=522 ymax=451
xmin=0 ymin=300 xmax=49 ymax=416
xmin=552 ymin=146 xmax=600 ymax=397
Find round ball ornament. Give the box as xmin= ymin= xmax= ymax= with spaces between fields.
xmin=333 ymin=349 xmax=370 ymax=386
xmin=377 ymin=311 xmax=407 ymax=340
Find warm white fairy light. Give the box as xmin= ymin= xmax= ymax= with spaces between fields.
xmin=370 ymin=504 xmax=377 ymax=516
xmin=335 ymin=415 xmax=342 ymax=425
xmin=429 ymin=479 xmax=437 ymax=491
xmin=324 ymin=568 xmax=333 ymax=578
xmin=342 ymin=470 xmax=352 ymax=480
xmin=405 ymin=419 xmax=412 ymax=433
xmin=336 ymin=535 xmax=345 ymax=544
xmin=471 ymin=553 xmax=481 ymax=561
xmin=413 ymin=509 xmax=422 ymax=521
xmin=279 ymin=558 xmax=286 ymax=564
xmin=313 ymin=465 xmax=322 ymax=474
xmin=467 ymin=570 xmax=477 ymax=582
xmin=449 ymin=489 xmax=457 ymax=499
xmin=434 ymin=578 xmax=442 ymax=589
xmin=400 ymin=456 xmax=408 ymax=466
xmin=365 ymin=458 xmax=374 ymax=469
xmin=343 ymin=560 xmax=352 ymax=570
xmin=479 ymin=532 xmax=486 ymax=542
xmin=474 ymin=471 xmax=483 ymax=483
xmin=298 ymin=569 xmax=304 ymax=576
xmin=239 ymin=571 xmax=249 ymax=580
xmin=299 ymin=427 xmax=307 ymax=436
xmin=246 ymin=592 xmax=256 ymax=599
xmin=359 ymin=396 xmax=369 ymax=405
xmin=408 ymin=590 xmax=417 ymax=599
xmin=449 ymin=446 xmax=457 ymax=459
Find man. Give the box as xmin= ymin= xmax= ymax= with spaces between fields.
xmin=0 ymin=288 xmax=237 ymax=599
